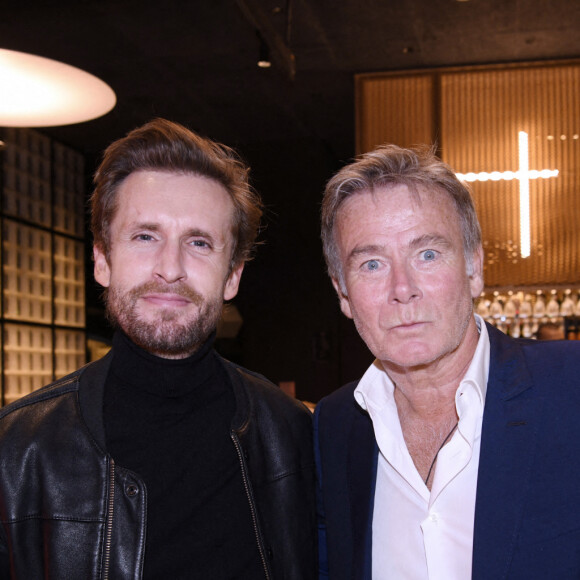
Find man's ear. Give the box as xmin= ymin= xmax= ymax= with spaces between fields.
xmin=469 ymin=246 xmax=484 ymax=299
xmin=332 ymin=277 xmax=353 ymax=319
xmin=223 ymin=262 xmax=244 ymax=301
xmin=93 ymin=245 xmax=111 ymax=288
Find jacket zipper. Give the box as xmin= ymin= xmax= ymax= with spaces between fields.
xmin=103 ymin=458 xmax=115 ymax=580
xmin=231 ymin=432 xmax=272 ymax=580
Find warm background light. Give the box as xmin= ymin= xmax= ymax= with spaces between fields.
xmin=356 ymin=62 xmax=580 ymax=288
xmin=518 ymin=131 xmax=531 ymax=259
xmin=456 ymin=169 xmax=559 ymax=182
xmin=0 ymin=48 xmax=116 ymax=127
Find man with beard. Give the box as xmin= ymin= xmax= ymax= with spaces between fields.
xmin=0 ymin=119 xmax=316 ymax=579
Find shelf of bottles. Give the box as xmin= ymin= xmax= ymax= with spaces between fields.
xmin=475 ymin=288 xmax=580 ymax=340
xmin=0 ymin=128 xmax=87 ymax=405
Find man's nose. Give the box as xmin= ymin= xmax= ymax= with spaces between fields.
xmin=154 ymin=241 xmax=186 ymax=283
xmin=388 ymin=262 xmax=422 ymax=304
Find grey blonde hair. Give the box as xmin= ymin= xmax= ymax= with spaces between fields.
xmin=321 ymin=144 xmax=482 ymax=289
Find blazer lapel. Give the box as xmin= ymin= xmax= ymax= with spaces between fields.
xmin=347 ymin=406 xmax=378 ymax=580
xmin=472 ymin=325 xmax=543 ymax=579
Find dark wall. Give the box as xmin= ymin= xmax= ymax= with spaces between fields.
xmin=227 ymin=138 xmax=373 ymax=402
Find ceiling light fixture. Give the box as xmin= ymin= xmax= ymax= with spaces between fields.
xmin=236 ymin=0 xmax=295 ymax=80
xmin=0 ymin=48 xmax=116 ymax=127
xmin=256 ymin=31 xmax=272 ymax=68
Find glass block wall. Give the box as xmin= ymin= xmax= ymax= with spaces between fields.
xmin=0 ymin=128 xmax=86 ymax=405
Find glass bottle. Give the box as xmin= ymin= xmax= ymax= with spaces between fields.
xmin=546 ymin=289 xmax=560 ymax=318
xmin=519 ymin=294 xmax=533 ymax=319
xmin=522 ymin=320 xmax=533 ymax=338
xmin=533 ymin=291 xmax=546 ymax=318
xmin=509 ymin=319 xmax=521 ymax=338
xmin=560 ymin=289 xmax=575 ymax=317
xmin=490 ymin=292 xmax=503 ymax=319
xmin=504 ymin=291 xmax=517 ymax=319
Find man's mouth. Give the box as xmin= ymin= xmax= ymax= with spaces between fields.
xmin=141 ymin=293 xmax=193 ymax=307
xmin=389 ymin=320 xmax=426 ymax=331
xmin=129 ymin=281 xmax=204 ymax=307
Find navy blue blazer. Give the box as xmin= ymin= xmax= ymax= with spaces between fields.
xmin=315 ymin=323 xmax=580 ymax=579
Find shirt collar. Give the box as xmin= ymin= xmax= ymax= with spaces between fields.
xmin=458 ymin=314 xmax=489 ymax=409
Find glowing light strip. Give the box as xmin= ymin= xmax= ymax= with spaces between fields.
xmin=518 ymin=131 xmax=531 ymax=258
xmin=456 ymin=131 xmax=560 ymax=260
xmin=456 ymin=169 xmax=559 ymax=182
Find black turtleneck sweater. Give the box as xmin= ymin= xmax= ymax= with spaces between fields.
xmin=103 ymin=331 xmax=264 ymax=579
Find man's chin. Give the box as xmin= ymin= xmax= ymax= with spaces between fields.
xmin=136 ymin=304 xmax=196 ymax=323
xmin=105 ymin=291 xmax=223 ymax=358
xmin=378 ymin=344 xmax=439 ymax=369
xmin=121 ymin=311 xmax=221 ymax=357
xmin=128 ymin=327 xmax=213 ymax=358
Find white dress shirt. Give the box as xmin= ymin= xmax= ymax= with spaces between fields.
xmin=354 ymin=315 xmax=490 ymax=580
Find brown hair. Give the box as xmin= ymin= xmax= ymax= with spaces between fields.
xmin=91 ymin=118 xmax=262 ymax=268
xmin=321 ymin=144 xmax=482 ymax=287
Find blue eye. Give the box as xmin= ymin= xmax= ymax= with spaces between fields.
xmin=422 ymin=250 xmax=436 ymax=261
xmin=365 ymin=259 xmax=380 ymax=271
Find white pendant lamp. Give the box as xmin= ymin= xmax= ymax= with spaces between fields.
xmin=0 ymin=48 xmax=116 ymax=127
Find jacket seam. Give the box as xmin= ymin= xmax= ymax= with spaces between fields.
xmin=2 ymin=514 xmax=105 ymax=523
xmin=231 ymin=430 xmax=271 ymax=579
xmin=268 ymin=464 xmax=315 ymax=482
xmin=0 ymin=377 xmax=79 ymax=418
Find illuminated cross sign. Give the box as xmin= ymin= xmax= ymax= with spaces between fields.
xmin=456 ymin=131 xmax=559 ymax=258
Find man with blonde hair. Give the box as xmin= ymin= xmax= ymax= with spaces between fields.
xmin=315 ymin=144 xmax=580 ymax=579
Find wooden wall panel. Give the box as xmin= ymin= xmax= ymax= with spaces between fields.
xmin=356 ymin=62 xmax=580 ymax=288
xmin=441 ymin=65 xmax=580 ymax=286
xmin=355 ymin=73 xmax=434 ymax=153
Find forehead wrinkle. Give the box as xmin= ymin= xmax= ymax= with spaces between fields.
xmin=408 ymin=233 xmax=453 ymax=250
xmin=347 ymin=244 xmax=386 ymax=264
xmin=129 ymin=221 xmax=160 ymax=232
xmin=348 ymin=233 xmax=451 ymax=259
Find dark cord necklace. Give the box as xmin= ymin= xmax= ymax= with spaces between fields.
xmin=424 ymin=422 xmax=458 ymax=485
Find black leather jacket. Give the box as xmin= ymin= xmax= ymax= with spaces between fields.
xmin=0 ymin=351 xmax=316 ymax=579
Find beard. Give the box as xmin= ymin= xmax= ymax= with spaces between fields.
xmin=104 ymin=280 xmax=223 ymax=358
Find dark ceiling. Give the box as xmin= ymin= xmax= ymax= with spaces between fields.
xmin=3 ymin=0 xmax=579 ymax=161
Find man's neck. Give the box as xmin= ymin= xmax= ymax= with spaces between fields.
xmin=384 ymin=319 xmax=480 ymax=488
xmin=384 ymin=318 xmax=480 ymax=423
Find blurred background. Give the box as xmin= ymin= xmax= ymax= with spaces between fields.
xmin=0 ymin=0 xmax=578 ymax=404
